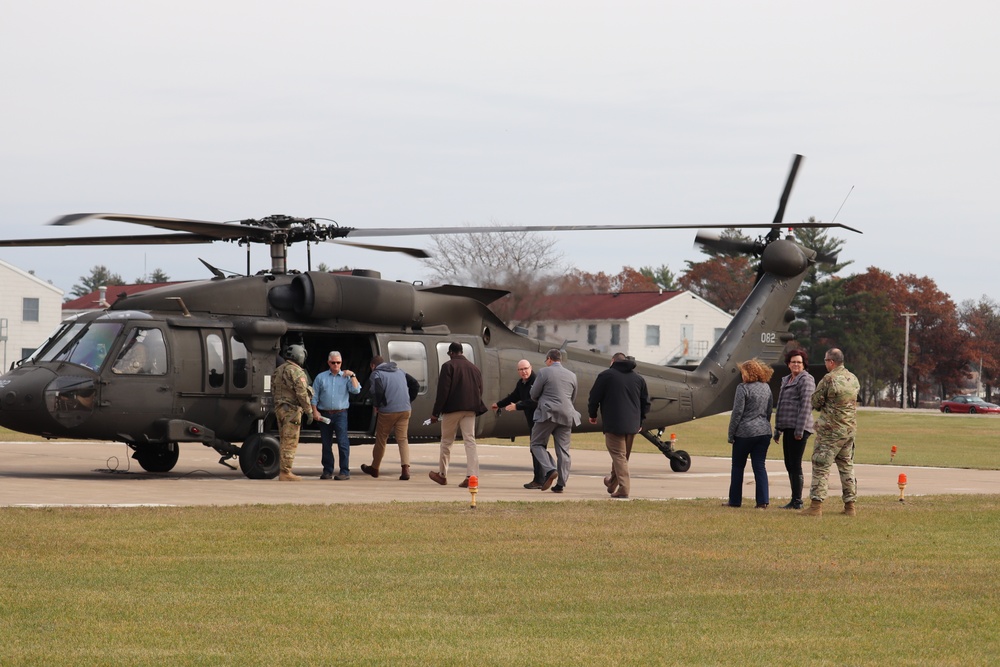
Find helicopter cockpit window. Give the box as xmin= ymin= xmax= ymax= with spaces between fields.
xmin=111 ymin=328 xmax=166 ymax=375
xmin=44 ymin=375 xmax=98 ymax=428
xmin=387 ymin=341 xmax=428 ymax=394
xmin=206 ymin=334 xmax=225 ymax=388
xmin=436 ymin=342 xmax=475 ymax=371
xmin=231 ymin=336 xmax=248 ymax=389
xmin=39 ymin=322 xmax=123 ymax=372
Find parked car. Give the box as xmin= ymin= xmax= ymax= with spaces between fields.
xmin=939 ymin=395 xmax=1000 ymax=414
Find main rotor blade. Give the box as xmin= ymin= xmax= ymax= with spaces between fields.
xmin=328 ymin=239 xmax=431 ymax=259
xmin=773 ymin=154 xmax=803 ymax=226
xmin=0 ymin=233 xmax=217 ymax=247
xmin=694 ymin=231 xmax=759 ymax=256
xmin=50 ymin=213 xmax=271 ymax=241
xmin=345 ymin=219 xmax=861 ymax=238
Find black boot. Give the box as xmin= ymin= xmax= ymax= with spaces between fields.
xmin=781 ymin=473 xmax=804 ymax=509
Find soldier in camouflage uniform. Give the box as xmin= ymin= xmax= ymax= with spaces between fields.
xmin=273 ymin=344 xmax=313 ymax=481
xmin=802 ymin=348 xmax=861 ymax=517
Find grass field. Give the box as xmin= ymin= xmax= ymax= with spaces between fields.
xmin=1 ymin=410 xmax=997 ymax=665
xmin=2 ymin=498 xmax=998 ymax=666
xmin=483 ymin=409 xmax=1000 ymax=470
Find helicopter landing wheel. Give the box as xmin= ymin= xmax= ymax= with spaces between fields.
xmin=239 ymin=433 xmax=281 ymax=479
xmin=669 ymin=450 xmax=692 ymax=473
xmin=132 ymin=444 xmax=180 ymax=473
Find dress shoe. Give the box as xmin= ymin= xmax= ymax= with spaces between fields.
xmin=428 ymin=471 xmax=447 ymax=485
xmin=755 ymin=503 xmax=769 ymax=509
xmin=319 ymin=472 xmax=333 ymax=480
xmin=458 ymin=477 xmax=471 ymax=488
xmin=279 ymin=471 xmax=302 ymax=481
xmin=540 ymin=470 xmax=558 ymax=491
xmin=360 ymin=464 xmax=379 ymax=478
xmin=603 ymin=475 xmax=616 ymax=494
xmin=610 ymin=491 xmax=629 ymax=499
xmin=551 ymin=484 xmax=564 ymax=494
xmin=334 ymin=473 xmax=350 ymax=480
xmin=523 ymin=480 xmax=542 ymax=489
xmin=399 ymin=465 xmax=410 ymax=481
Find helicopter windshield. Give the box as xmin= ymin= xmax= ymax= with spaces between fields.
xmin=36 ymin=322 xmax=124 ymax=372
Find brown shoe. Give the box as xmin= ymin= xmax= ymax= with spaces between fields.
xmin=279 ymin=471 xmax=302 ymax=481
xmin=541 ymin=470 xmax=558 ymax=491
xmin=360 ymin=463 xmax=379 ymax=478
xmin=399 ymin=465 xmax=410 ymax=481
xmin=458 ymin=476 xmax=471 ymax=488
xmin=428 ymin=471 xmax=447 ymax=485
xmin=610 ymin=491 xmax=629 ymax=499
xmin=842 ymin=501 xmax=857 ymax=517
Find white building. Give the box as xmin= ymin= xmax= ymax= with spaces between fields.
xmin=0 ymin=259 xmax=64 ymax=368
xmin=520 ymin=290 xmax=733 ymax=365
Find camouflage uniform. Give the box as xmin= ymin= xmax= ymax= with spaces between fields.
xmin=809 ymin=364 xmax=861 ymax=502
xmin=273 ymin=361 xmax=313 ymax=474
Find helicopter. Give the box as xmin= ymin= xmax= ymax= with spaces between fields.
xmin=0 ymin=155 xmax=860 ymax=479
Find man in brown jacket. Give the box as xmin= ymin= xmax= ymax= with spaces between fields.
xmin=429 ymin=342 xmax=488 ymax=487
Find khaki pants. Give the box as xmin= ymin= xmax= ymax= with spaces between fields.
xmin=372 ymin=410 xmax=411 ymax=468
xmin=439 ymin=411 xmax=478 ymax=479
xmin=604 ymin=433 xmax=633 ymax=495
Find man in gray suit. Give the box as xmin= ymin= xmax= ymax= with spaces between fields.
xmin=529 ymin=348 xmax=581 ymax=493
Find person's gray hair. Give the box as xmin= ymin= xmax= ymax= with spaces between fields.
xmin=327 ymin=351 xmax=342 ymax=361
xmin=825 ymin=348 xmax=844 ymax=364
xmin=546 ymin=348 xmax=561 ymax=362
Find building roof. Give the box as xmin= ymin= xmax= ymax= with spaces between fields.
xmin=0 ymin=258 xmax=65 ymax=296
xmin=62 ymin=283 xmax=179 ymax=311
xmin=518 ymin=291 xmax=685 ymax=321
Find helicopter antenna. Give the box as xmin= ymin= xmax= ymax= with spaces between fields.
xmin=830 ymin=185 xmax=854 ymax=224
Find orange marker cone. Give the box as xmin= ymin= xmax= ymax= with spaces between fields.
xmin=897 ymin=473 xmax=907 ymax=502
xmin=890 ymin=445 xmax=897 ymax=462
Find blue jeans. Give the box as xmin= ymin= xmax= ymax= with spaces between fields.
xmin=728 ymin=434 xmax=771 ymax=507
xmin=319 ymin=410 xmax=350 ymax=475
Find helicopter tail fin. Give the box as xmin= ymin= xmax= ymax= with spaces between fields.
xmin=689 ymin=238 xmax=813 ymax=417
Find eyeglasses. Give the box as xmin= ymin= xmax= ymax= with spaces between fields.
xmin=329 ymin=361 xmax=342 ymax=365
xmin=788 ymin=360 xmax=803 ymax=365
xmin=517 ymin=367 xmax=530 ymax=372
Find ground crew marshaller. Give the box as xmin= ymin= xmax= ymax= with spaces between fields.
xmin=273 ymin=344 xmax=313 ymax=481
xmin=802 ymin=347 xmax=861 ymax=517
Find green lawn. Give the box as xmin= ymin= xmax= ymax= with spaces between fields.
xmin=2 ymin=498 xmax=998 ymax=665
xmin=484 ymin=409 xmax=1000 ymax=470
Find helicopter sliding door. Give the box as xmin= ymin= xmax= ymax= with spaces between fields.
xmin=171 ymin=327 xmax=256 ymax=442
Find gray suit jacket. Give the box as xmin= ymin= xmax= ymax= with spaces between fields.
xmin=529 ymin=362 xmax=581 ymax=427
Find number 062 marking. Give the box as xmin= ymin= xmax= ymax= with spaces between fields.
xmin=761 ymin=332 xmax=777 ymax=344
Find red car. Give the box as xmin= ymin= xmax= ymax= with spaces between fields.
xmin=939 ymin=395 xmax=1000 ymax=414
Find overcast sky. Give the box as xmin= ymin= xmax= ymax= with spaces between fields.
xmin=2 ymin=1 xmax=996 ymax=308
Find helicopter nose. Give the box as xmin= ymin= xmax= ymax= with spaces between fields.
xmin=0 ymin=366 xmax=97 ymax=434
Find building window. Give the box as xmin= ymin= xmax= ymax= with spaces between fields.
xmin=645 ymin=325 xmax=660 ymax=346
xmin=23 ymin=298 xmax=39 ymax=322
xmin=587 ymin=325 xmax=597 ymax=345
xmin=610 ymin=324 xmax=620 ymax=346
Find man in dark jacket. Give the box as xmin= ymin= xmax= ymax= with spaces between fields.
xmin=491 ymin=359 xmax=541 ymax=488
xmin=360 ymin=355 xmax=419 ymax=481
xmin=588 ymin=353 xmax=650 ymax=499
xmin=429 ymin=342 xmax=488 ymax=487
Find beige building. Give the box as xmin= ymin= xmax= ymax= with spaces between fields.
xmin=520 ymin=290 xmax=732 ymax=365
xmin=0 ymin=259 xmax=64 ymax=369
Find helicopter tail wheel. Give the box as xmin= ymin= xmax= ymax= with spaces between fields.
xmin=669 ymin=450 xmax=692 ymax=473
xmin=239 ymin=433 xmax=281 ymax=479
xmin=132 ymin=444 xmax=180 ymax=473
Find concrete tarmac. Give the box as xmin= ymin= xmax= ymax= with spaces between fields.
xmin=2 ymin=439 xmax=997 ymax=507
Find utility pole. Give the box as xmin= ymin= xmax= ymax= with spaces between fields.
xmin=901 ymin=312 xmax=917 ymax=409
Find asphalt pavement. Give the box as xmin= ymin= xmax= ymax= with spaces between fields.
xmin=1 ymin=439 xmax=997 ymax=507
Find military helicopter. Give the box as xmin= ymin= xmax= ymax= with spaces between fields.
xmin=0 ymin=155 xmax=859 ymax=479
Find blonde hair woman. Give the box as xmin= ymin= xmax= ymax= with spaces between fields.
xmin=725 ymin=358 xmax=775 ymax=508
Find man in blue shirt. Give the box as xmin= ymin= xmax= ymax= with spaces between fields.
xmin=311 ymin=351 xmax=361 ymax=480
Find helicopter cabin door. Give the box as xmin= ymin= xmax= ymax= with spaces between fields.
xmin=171 ymin=327 xmax=255 ymax=443
xmin=100 ymin=325 xmax=173 ymax=431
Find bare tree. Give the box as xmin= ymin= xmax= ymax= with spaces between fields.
xmin=421 ymin=222 xmax=565 ymax=326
